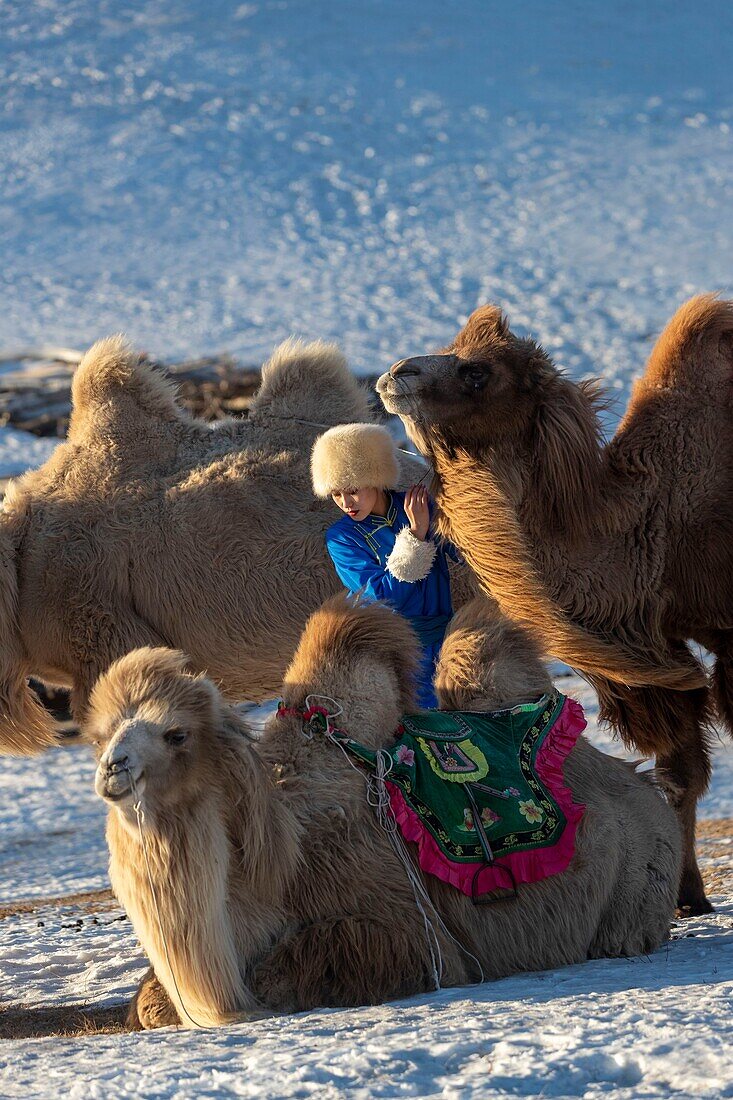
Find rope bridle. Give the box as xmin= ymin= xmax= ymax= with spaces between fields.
xmin=276 ymin=698 xmax=485 ymax=988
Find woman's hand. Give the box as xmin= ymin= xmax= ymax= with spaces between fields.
xmin=404 ymin=484 xmax=430 ymax=541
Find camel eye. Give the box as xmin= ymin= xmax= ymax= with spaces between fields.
xmin=465 ymin=365 xmax=486 ymax=383
xmin=164 ymin=728 xmax=187 ymax=746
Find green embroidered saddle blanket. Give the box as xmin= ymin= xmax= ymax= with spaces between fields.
xmin=328 ymin=690 xmax=586 ymax=897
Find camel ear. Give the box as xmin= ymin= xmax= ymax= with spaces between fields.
xmin=219 ymin=706 xmax=256 ymax=744
xmin=452 ymin=305 xmax=509 ymax=357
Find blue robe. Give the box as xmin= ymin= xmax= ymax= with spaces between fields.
xmin=325 ymin=491 xmax=455 ymax=708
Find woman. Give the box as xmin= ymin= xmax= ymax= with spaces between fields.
xmin=311 ymin=422 xmax=454 ymax=708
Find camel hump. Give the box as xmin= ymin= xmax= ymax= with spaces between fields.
xmin=283 ymin=594 xmax=420 ymax=711
xmin=435 ymin=595 xmax=552 ymax=711
xmin=68 ymin=335 xmax=186 ymax=442
xmin=644 ymin=293 xmax=733 ymax=388
xmin=251 ymin=338 xmax=371 ymax=427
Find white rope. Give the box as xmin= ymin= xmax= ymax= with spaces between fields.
xmin=304 ymin=693 xmax=344 ymax=722
xmin=127 ymin=769 xmax=211 ymax=1030
xmin=370 ymin=750 xmax=485 ymax=988
xmin=255 ymin=410 xmax=429 ymax=471
xmin=370 ymin=749 xmax=443 ymax=990
xmin=308 ymin=703 xmax=485 ymax=990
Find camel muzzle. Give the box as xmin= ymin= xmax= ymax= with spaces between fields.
xmin=96 ymin=755 xmax=144 ymax=803
xmin=378 ymin=355 xmax=454 ymax=410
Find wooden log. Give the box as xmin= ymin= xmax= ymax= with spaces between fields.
xmin=0 ymin=346 xmax=83 ymax=365
xmin=0 ymin=365 xmax=76 ymax=391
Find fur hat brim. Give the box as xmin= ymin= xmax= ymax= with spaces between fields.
xmin=311 ymin=423 xmax=399 ymax=497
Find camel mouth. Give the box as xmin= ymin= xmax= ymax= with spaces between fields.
xmin=96 ymin=769 xmax=145 ymax=804
xmin=376 ymin=371 xmax=420 ymax=415
xmin=101 ymin=785 xmax=135 ymax=803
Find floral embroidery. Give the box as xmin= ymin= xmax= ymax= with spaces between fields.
xmin=395 ymin=744 xmax=415 ymax=767
xmin=518 ymin=799 xmax=543 ymax=824
xmin=461 ymin=808 xmax=475 ymax=832
xmin=505 ymin=786 xmax=520 ymax=797
xmin=481 ymin=807 xmax=500 ymax=827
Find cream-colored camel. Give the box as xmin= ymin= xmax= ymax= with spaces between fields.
xmin=1 ymin=335 xmax=457 ymax=755
xmin=378 ymin=294 xmax=733 ymax=913
xmin=87 ymin=595 xmax=681 ymax=1029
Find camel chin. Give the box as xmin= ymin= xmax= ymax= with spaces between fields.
xmin=95 ymin=771 xmax=144 ymax=805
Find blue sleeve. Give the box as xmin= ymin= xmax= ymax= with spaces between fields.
xmin=325 ymin=528 xmax=421 ymax=610
xmin=443 ymin=539 xmax=463 ymax=564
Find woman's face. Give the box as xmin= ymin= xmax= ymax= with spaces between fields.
xmin=331 ymin=486 xmax=379 ymax=521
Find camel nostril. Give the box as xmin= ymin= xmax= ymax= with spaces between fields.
xmin=107 ymin=755 xmax=129 ymax=775
xmin=391 ymin=358 xmax=422 ymax=379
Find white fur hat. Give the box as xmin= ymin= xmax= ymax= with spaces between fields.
xmin=311 ymin=423 xmax=399 ymax=497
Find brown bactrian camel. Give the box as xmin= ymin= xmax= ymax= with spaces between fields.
xmin=87 ymin=595 xmax=680 ymax=1030
xmin=377 ymin=293 xmax=733 ymax=914
xmin=0 ymin=334 xmax=462 ymax=755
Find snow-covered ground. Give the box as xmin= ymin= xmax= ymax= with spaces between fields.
xmin=1 ymin=0 xmax=731 ymax=392
xmin=2 ymin=0 xmax=732 ymax=1096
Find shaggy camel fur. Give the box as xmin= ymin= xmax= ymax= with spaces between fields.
xmin=377 ymin=294 xmax=733 ymax=914
xmin=0 ymin=335 xmax=462 ymax=755
xmin=87 ymin=596 xmax=680 ymax=1030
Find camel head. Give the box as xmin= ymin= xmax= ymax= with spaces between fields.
xmin=85 ymin=647 xmax=240 ymax=813
xmin=278 ymin=594 xmax=421 ymax=745
xmin=376 ymin=305 xmax=543 ymax=452
xmin=377 ymin=304 xmax=600 ymax=466
xmin=435 ymin=596 xmax=552 ymax=712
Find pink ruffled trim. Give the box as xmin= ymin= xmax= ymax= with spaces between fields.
xmin=387 ymin=696 xmax=587 ymax=896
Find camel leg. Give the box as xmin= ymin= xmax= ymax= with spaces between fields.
xmin=251 ymin=916 xmax=443 ymax=1012
xmin=592 ymin=677 xmax=713 ymax=916
xmin=127 ymin=966 xmax=180 ymax=1031
xmin=699 ymin=629 xmax=733 ymax=735
xmin=657 ymin=736 xmax=713 ymax=915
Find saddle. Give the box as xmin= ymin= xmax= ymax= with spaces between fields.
xmin=279 ymin=690 xmax=586 ymax=899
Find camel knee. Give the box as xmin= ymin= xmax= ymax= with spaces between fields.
xmin=592 ymin=827 xmax=680 ymax=957
xmin=658 ymin=743 xmax=712 ymax=807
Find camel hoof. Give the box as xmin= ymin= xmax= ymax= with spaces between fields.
xmin=676 ymin=896 xmax=715 ymax=918
xmin=127 ymin=967 xmax=181 ymax=1030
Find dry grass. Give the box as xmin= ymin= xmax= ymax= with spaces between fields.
xmin=0 ymin=888 xmax=114 ymax=920
xmin=697 ymin=817 xmax=733 ymax=897
xmin=0 ymin=1002 xmax=129 ymax=1039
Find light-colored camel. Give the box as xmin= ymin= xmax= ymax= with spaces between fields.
xmin=377 ymin=293 xmax=733 ymax=914
xmin=1 ymin=334 xmax=462 ymax=755
xmin=87 ymin=595 xmax=681 ymax=1029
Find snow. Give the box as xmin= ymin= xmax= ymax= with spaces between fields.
xmin=0 ymin=426 xmax=58 ymax=479
xmin=2 ymin=931 xmax=732 ymax=1098
xmin=0 ymin=0 xmax=731 ymax=390
xmin=1 ymin=0 xmax=732 ymax=1095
